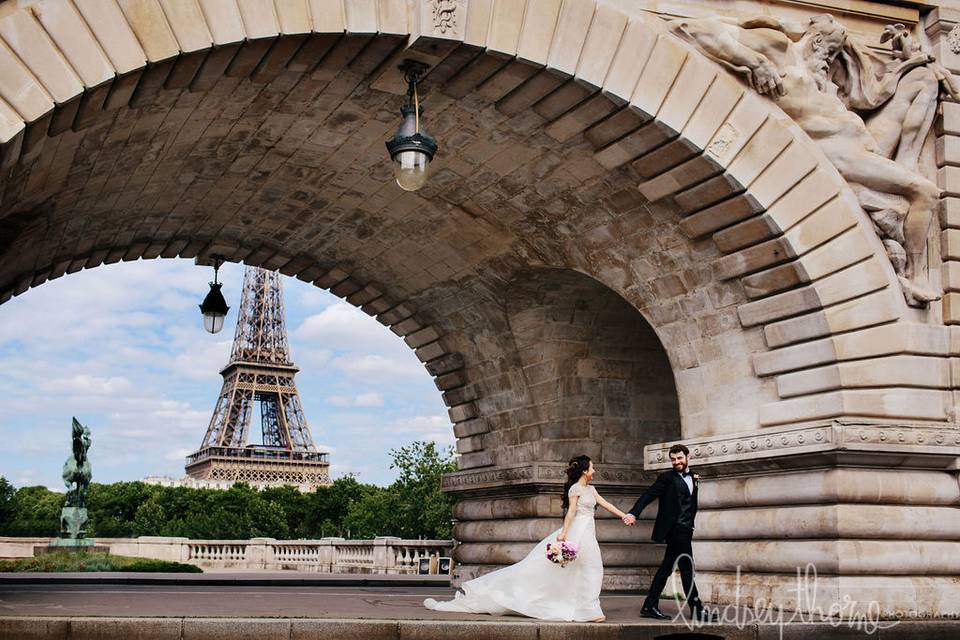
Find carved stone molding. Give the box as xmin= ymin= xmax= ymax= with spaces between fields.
xmin=442 ymin=462 xmax=656 ymax=493
xmin=843 ymin=423 xmax=960 ymax=448
xmin=431 ymin=0 xmax=459 ymax=35
xmin=645 ymin=421 xmax=960 ymax=470
xmin=442 ymin=464 xmax=534 ymax=491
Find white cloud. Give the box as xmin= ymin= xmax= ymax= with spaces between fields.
xmin=0 ymin=259 xmax=235 ymax=352
xmin=331 ymin=354 xmax=423 ymax=381
xmin=388 ymin=414 xmax=457 ymax=446
xmin=297 ymin=286 xmax=333 ymax=308
xmin=166 ymin=338 xmax=233 ymax=381
xmin=354 ymin=391 xmax=384 ymax=407
xmin=328 ymin=462 xmax=372 ymax=479
xmin=326 ymin=391 xmax=384 ymax=407
xmin=294 ymin=303 xmax=408 ymax=353
xmin=42 ymin=375 xmax=134 ymax=395
xmin=325 ymin=395 xmax=351 ymax=407
xmin=296 ymin=348 xmax=333 ymax=368
xmin=165 ymin=447 xmax=194 ymax=462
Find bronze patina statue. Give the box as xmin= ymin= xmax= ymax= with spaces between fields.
xmin=56 ymin=417 xmax=93 ymax=544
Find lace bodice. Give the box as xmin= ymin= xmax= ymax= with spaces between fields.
xmin=568 ymin=483 xmax=597 ymax=518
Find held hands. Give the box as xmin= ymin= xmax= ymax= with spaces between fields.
xmin=557 ymin=531 xmax=567 ymax=542
xmin=621 ymin=514 xmax=636 ymax=526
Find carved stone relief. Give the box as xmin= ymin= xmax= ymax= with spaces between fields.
xmin=670 ymin=14 xmax=959 ymax=307
xmin=949 ymin=24 xmax=960 ymax=55
xmin=431 ymin=0 xmax=458 ymax=35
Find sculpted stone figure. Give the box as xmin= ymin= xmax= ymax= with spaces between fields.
xmin=669 ymin=14 xmax=952 ymax=307
xmin=834 ymin=23 xmax=959 ymax=172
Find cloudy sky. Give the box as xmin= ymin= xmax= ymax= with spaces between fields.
xmin=0 ymin=259 xmax=453 ymax=489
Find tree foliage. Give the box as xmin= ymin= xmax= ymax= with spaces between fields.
xmin=0 ymin=477 xmax=15 ymax=533
xmin=0 ymin=440 xmax=457 ymax=540
xmin=388 ymin=441 xmax=458 ymax=539
xmin=2 ymin=485 xmax=64 ymax=536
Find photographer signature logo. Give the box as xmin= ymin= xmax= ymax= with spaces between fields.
xmin=670 ymin=561 xmax=907 ymax=637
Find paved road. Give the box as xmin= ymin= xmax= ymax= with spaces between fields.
xmin=0 ymin=584 xmax=669 ymax=623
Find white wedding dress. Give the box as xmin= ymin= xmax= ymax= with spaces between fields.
xmin=424 ymin=482 xmax=604 ymax=622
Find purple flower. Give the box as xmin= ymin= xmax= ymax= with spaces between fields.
xmin=546 ymin=541 xmax=579 ymax=567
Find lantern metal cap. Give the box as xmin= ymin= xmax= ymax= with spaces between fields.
xmin=199 ymin=282 xmax=229 ymax=316
xmin=385 ymin=126 xmax=438 ymax=162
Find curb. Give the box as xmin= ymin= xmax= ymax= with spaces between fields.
xmin=1 ymin=616 xmax=957 ymax=640
xmin=0 ymin=573 xmax=450 ymax=587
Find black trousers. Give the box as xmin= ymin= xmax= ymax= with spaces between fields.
xmin=642 ymin=526 xmax=701 ymax=610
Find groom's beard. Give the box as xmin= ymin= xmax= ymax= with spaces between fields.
xmin=673 ymin=461 xmax=687 ymax=473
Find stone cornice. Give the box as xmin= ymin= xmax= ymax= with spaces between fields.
xmin=645 ymin=421 xmax=960 ymax=471
xmin=443 ymin=421 xmax=960 ymax=493
xmin=441 ymin=462 xmax=658 ymax=494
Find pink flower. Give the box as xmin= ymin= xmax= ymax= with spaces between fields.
xmin=546 ymin=540 xmax=579 ymax=567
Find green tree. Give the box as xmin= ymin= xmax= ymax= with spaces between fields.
xmin=389 ymin=441 xmax=457 ymax=539
xmin=0 ymin=477 xmax=15 ymax=535
xmin=259 ymin=485 xmax=306 ymax=537
xmin=6 ymin=486 xmax=64 ymax=536
xmin=250 ymin=497 xmax=290 ymax=539
xmin=88 ymin=481 xmax=155 ymax=537
xmin=152 ymin=486 xmax=212 ymax=537
xmin=342 ymin=485 xmax=402 ymax=539
xmin=302 ymin=475 xmax=368 ymax=538
xmin=132 ymin=495 xmax=167 ymax=536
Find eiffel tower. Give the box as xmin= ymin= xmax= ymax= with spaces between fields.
xmin=185 ymin=266 xmax=330 ymax=490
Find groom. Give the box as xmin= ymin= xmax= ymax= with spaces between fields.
xmin=623 ymin=444 xmax=718 ymax=622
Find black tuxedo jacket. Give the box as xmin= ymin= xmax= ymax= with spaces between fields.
xmin=628 ymin=469 xmax=698 ymax=544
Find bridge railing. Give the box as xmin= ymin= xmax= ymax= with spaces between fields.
xmin=0 ymin=536 xmax=455 ymax=575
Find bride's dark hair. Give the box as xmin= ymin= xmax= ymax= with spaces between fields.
xmin=561 ymin=455 xmax=591 ymax=513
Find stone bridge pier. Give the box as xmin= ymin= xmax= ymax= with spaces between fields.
xmin=0 ymin=0 xmax=958 ymax=618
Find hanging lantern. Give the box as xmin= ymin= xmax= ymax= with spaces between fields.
xmin=385 ymin=60 xmax=437 ymax=192
xmin=199 ymin=256 xmax=229 ymax=334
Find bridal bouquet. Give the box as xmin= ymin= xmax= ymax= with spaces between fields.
xmin=546 ymin=541 xmax=578 ymax=567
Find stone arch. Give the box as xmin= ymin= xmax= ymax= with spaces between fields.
xmin=452 ymin=265 xmax=681 ymax=587
xmin=0 ymin=0 xmax=948 ymax=454
xmin=1 ymin=0 xmax=958 ymax=614
xmin=504 ymin=266 xmax=682 ymax=463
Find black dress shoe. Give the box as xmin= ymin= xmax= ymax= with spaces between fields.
xmin=690 ymin=606 xmax=719 ymax=622
xmin=640 ymin=605 xmax=670 ymax=620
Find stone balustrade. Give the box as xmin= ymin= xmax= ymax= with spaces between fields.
xmin=0 ymin=536 xmax=455 ymax=575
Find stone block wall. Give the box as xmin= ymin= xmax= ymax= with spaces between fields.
xmin=503 ymin=267 xmax=679 ymax=465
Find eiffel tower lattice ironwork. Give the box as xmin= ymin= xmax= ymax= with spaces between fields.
xmin=185 ymin=266 xmax=330 ymax=490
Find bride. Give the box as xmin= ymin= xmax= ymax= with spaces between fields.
xmin=424 ymin=455 xmax=630 ymax=622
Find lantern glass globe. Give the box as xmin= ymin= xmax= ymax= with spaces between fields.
xmin=203 ymin=312 xmax=226 ymax=334
xmin=394 ymin=149 xmax=430 ymax=191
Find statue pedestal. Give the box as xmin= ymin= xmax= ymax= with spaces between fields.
xmin=34 ymin=539 xmax=109 ymax=556
xmin=59 ymin=506 xmax=88 ymax=539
